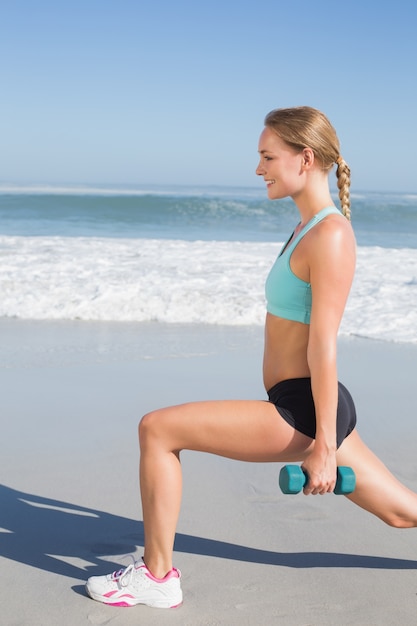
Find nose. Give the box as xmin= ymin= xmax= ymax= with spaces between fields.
xmin=256 ymin=160 xmax=264 ymax=176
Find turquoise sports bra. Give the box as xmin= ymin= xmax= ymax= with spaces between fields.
xmin=265 ymin=206 xmax=341 ymax=324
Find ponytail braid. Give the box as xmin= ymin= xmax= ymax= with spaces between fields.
xmin=335 ymin=156 xmax=351 ymax=220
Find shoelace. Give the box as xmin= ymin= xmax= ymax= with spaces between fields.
xmin=117 ymin=564 xmax=136 ymax=587
xmin=111 ymin=555 xmax=140 ymax=587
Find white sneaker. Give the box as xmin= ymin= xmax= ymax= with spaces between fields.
xmin=85 ymin=560 xmax=183 ymax=608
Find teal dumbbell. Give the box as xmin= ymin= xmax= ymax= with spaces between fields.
xmin=279 ymin=464 xmax=356 ymax=495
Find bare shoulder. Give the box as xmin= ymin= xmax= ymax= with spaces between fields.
xmin=309 ymin=212 xmax=356 ymax=260
xmin=292 ymin=211 xmax=356 ymax=285
xmin=315 ymin=211 xmax=355 ymax=239
xmin=301 ymin=213 xmax=356 ymax=293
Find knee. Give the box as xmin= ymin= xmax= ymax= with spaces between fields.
xmin=382 ymin=513 xmax=415 ymax=529
xmin=138 ymin=410 xmax=163 ymax=448
xmin=138 ymin=407 xmax=176 ymax=451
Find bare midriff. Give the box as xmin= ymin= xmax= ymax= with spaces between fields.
xmin=263 ymin=312 xmax=311 ymax=391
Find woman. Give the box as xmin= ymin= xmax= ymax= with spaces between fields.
xmin=86 ymin=106 xmax=417 ymax=609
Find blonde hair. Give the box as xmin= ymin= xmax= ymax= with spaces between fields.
xmin=264 ymin=106 xmax=351 ymax=220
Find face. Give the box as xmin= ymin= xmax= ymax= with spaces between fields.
xmin=256 ymin=127 xmax=305 ymax=200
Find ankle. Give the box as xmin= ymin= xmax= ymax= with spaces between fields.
xmin=142 ymin=555 xmax=173 ymax=580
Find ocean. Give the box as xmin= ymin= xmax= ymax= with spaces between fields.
xmin=0 ymin=184 xmax=416 ymax=344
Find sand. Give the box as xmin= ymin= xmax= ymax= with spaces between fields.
xmin=1 ymin=319 xmax=416 ymax=625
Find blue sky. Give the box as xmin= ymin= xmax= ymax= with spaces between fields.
xmin=1 ymin=1 xmax=416 ymax=192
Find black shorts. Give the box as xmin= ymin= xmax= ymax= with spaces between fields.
xmin=267 ymin=377 xmax=356 ymax=449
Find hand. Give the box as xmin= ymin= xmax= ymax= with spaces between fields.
xmin=301 ymin=448 xmax=337 ymax=495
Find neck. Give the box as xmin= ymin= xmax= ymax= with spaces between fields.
xmin=292 ymin=178 xmax=334 ymax=226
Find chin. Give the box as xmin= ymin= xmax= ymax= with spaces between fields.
xmin=267 ymin=188 xmax=284 ymax=201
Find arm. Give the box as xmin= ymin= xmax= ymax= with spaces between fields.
xmin=302 ymin=217 xmax=356 ymax=495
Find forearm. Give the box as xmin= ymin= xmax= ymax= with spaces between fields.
xmin=307 ymin=338 xmax=338 ymax=451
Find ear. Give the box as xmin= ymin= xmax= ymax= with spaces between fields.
xmin=301 ymin=147 xmax=315 ymax=170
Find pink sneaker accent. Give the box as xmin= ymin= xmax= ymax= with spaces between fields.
xmin=86 ymin=559 xmax=183 ymax=609
xmin=144 ymin=568 xmax=180 ymax=583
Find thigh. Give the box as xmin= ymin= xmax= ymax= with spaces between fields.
xmin=336 ymin=429 xmax=417 ymax=525
xmin=141 ymin=399 xmax=314 ymax=463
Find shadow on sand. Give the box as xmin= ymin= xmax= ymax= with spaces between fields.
xmin=1 ymin=483 xmax=416 ymax=582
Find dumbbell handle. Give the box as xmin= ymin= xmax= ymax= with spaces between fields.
xmin=279 ymin=464 xmax=356 ymax=495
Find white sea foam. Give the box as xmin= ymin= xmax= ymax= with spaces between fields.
xmin=0 ymin=235 xmax=416 ymax=343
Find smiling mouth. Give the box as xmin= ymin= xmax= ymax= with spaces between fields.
xmin=265 ymin=179 xmax=275 ymax=186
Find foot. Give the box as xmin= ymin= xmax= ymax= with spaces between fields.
xmin=85 ymin=560 xmax=182 ymax=608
